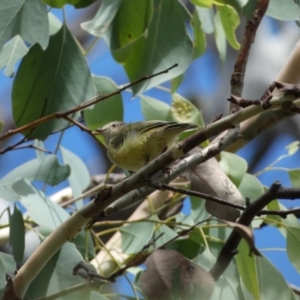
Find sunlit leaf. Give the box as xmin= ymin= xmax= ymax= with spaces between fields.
xmin=288 ymin=169 xmax=300 ymax=187
xmin=0 ymin=35 xmax=28 ymax=77
xmin=140 ymin=95 xmax=172 ymax=121
xmin=12 ymin=179 xmax=69 ymax=229
xmin=191 ymin=10 xmax=206 ymax=59
xmin=218 ymin=5 xmax=240 ymax=50
xmin=219 ymin=152 xmax=247 ymax=187
xmin=214 ymin=10 xmax=227 ymax=62
xmin=285 ymin=141 xmax=300 ymax=155
xmin=191 ymin=0 xmax=225 ymax=7
xmin=0 ymin=155 xmax=70 ymax=201
xmin=195 ymin=7 xmax=215 ymax=34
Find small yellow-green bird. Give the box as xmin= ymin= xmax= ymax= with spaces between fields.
xmin=97 ymin=121 xmax=198 ymax=172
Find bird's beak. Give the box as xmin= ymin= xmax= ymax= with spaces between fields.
xmin=94 ymin=128 xmax=104 ymax=135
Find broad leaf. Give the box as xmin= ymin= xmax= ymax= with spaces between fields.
xmin=112 ymin=0 xmax=193 ymax=95
xmin=60 ymin=146 xmax=90 ymax=208
xmin=191 ymin=0 xmax=225 ymax=7
xmin=12 ymin=179 xmax=69 ymax=229
xmin=0 ymin=0 xmax=48 ymax=50
xmin=237 ymin=239 xmax=292 ymax=300
xmin=25 ymin=242 xmax=86 ymax=299
xmin=219 ymin=152 xmax=247 ymax=187
xmin=214 ymin=10 xmax=227 ymax=62
xmin=266 ymin=0 xmax=300 ymax=20
xmin=0 ymin=252 xmax=15 ymax=296
xmin=238 ymin=173 xmax=264 ymax=202
xmin=0 ymin=155 xmax=70 ymax=201
xmin=286 ymin=226 xmax=300 ymax=273
xmin=107 ymin=0 xmax=153 ymax=49
xmin=218 ymin=4 xmax=240 ymax=50
xmin=288 ymin=169 xmax=300 ymax=187
xmin=119 ymin=221 xmax=155 ymax=254
xmin=140 ymin=95 xmax=172 ymax=121
xmin=84 ymin=76 xmax=123 ymax=133
xmin=81 ymin=0 xmax=122 ymax=36
xmin=43 ymin=0 xmax=97 ymax=9
xmin=12 ymin=24 xmax=96 ymax=140
xmin=0 ymin=35 xmax=28 ymax=77
xmin=9 ymin=205 xmax=25 ymax=262
xmin=195 ymin=7 xmax=215 ymax=34
xmin=191 ymin=10 xmax=206 ymax=59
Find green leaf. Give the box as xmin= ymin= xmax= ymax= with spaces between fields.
xmin=171 ymin=93 xmax=204 ymax=126
xmin=238 ymin=173 xmax=264 ymax=202
xmin=48 ymin=12 xmax=62 ymax=36
xmin=195 ymin=249 xmax=241 ymax=299
xmin=171 ymin=74 xmax=184 ymax=93
xmin=288 ymin=169 xmax=300 ymax=187
xmin=43 ymin=0 xmax=97 ymax=9
xmin=219 ymin=152 xmax=247 ymax=187
xmin=191 ymin=10 xmax=206 ymax=59
xmin=60 ymin=146 xmax=90 ymax=208
xmin=195 ymin=7 xmax=215 ymax=34
xmin=285 ymin=141 xmax=300 ymax=155
xmin=12 ymin=24 xmax=96 ymax=140
xmin=90 ymin=292 xmax=110 ymax=300
xmin=190 ymin=196 xmax=210 ymax=223
xmin=214 ymin=10 xmax=227 ymax=62
xmin=0 ymin=35 xmax=28 ymax=77
xmin=0 ymin=155 xmax=71 ymax=201
xmin=108 ymin=0 xmax=153 ymax=49
xmin=140 ymin=95 xmax=172 ymax=121
xmin=9 ymin=205 xmax=25 ymax=262
xmin=0 ymin=0 xmax=48 ymax=50
xmin=0 ymin=252 xmax=15 ymax=295
xmin=286 ymin=226 xmax=300 ymax=273
xmin=12 ymin=179 xmax=69 ymax=229
xmin=166 ymin=238 xmax=203 ymax=259
xmin=242 ymin=0 xmax=257 ymax=19
xmin=154 ymin=224 xmax=177 ymax=248
xmin=73 ymin=230 xmax=96 ymax=261
xmin=113 ymin=0 xmax=193 ymax=95
xmin=191 ymin=0 xmax=225 ymax=7
xmin=119 ymin=221 xmax=155 ymax=254
xmin=237 ymin=239 xmax=292 ymax=300
xmin=266 ymin=0 xmax=300 ymax=20
xmin=236 ymin=239 xmax=259 ymax=300
xmin=218 ymin=5 xmax=240 ymax=50
xmin=25 ymin=242 xmax=85 ymax=299
xmin=84 ymin=76 xmax=123 ymax=133
xmin=81 ymin=0 xmax=122 ymax=36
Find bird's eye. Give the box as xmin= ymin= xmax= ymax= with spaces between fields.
xmin=112 ymin=124 xmax=117 ymax=128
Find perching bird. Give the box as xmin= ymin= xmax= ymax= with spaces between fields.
xmin=97 ymin=121 xmax=198 ymax=172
